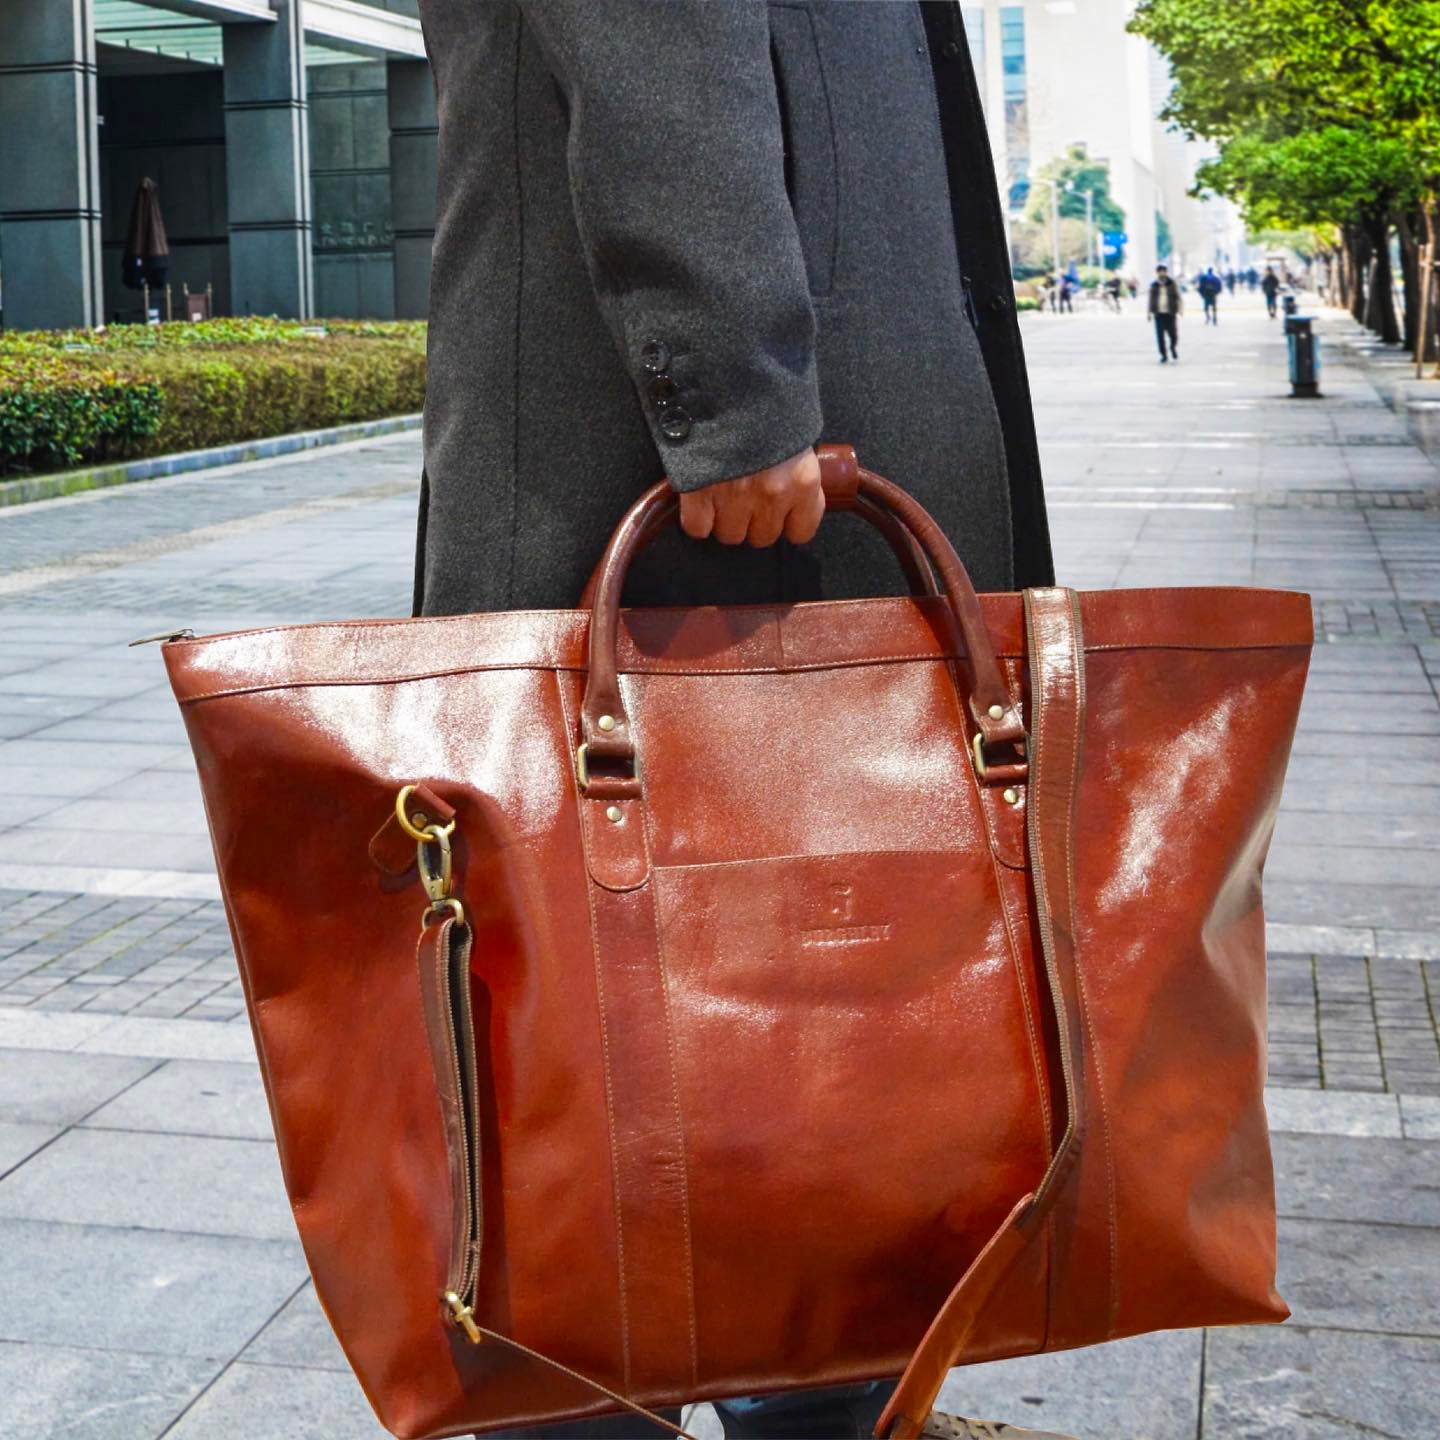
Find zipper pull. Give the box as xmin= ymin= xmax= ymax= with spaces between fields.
xmin=128 ymin=628 xmax=195 ymax=647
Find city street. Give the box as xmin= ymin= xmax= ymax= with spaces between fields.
xmin=1 ymin=290 xmax=1437 ymax=1438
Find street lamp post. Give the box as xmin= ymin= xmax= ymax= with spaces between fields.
xmin=1084 ymin=189 xmax=1095 ymax=270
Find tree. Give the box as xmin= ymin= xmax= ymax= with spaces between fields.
xmin=1155 ymin=211 xmax=1173 ymax=264
xmin=1130 ymin=0 xmax=1440 ymax=360
xmin=1022 ymin=145 xmax=1127 ymax=267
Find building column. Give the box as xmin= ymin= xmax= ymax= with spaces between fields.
xmin=387 ymin=59 xmax=436 ymax=320
xmin=222 ymin=0 xmax=313 ymax=318
xmin=0 ymin=0 xmax=103 ymax=330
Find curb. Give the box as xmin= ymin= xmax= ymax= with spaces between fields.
xmin=0 ymin=412 xmax=423 ymax=509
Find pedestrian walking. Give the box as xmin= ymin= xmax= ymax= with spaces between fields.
xmin=1197 ymin=267 xmax=1222 ymax=325
xmin=1058 ymin=275 xmax=1075 ymax=313
xmin=411 ymin=2 xmax=1057 ymax=1436
xmin=1224 ymin=269 xmax=1236 ymax=295
xmin=1104 ymin=273 xmax=1124 ymax=312
xmin=1261 ymin=265 xmax=1281 ymax=318
xmin=1148 ymin=263 xmax=1182 ymax=363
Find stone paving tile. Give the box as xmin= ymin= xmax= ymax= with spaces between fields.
xmin=0 ymin=1049 xmax=157 ymax=1126
xmin=81 ymin=1059 xmax=271 ymax=1141
xmin=0 ymin=1128 xmax=292 ymax=1238
xmin=0 ymin=1341 xmax=221 ymax=1440
xmin=0 ymin=1217 xmax=305 ymax=1369
xmin=241 ymin=1281 xmax=351 ymax=1373
xmin=937 ymin=1329 xmax=1203 ymax=1440
xmin=1278 ymin=1215 xmax=1440 ymax=1335
xmin=0 ymin=1121 xmax=60 ymax=1177
xmin=160 ymin=1360 xmax=391 ymax=1439
xmin=1203 ymin=1326 xmax=1440 ymax=1440
xmin=1271 ymin=1132 xmax=1440 ymax=1226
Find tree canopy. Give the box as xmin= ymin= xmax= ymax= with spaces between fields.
xmin=1130 ymin=0 xmax=1440 ymax=348
xmin=1022 ymin=145 xmax=1127 ymax=232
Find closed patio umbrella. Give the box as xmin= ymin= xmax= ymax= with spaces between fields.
xmin=122 ymin=176 xmax=170 ymax=292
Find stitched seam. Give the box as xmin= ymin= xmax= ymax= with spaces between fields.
xmin=642 ymin=835 xmax=701 ymax=1389
xmin=556 ymin=672 xmax=633 ymax=1391
xmin=1024 ymin=598 xmax=1060 ymax=1351
xmin=1061 ymin=590 xmax=1120 ymax=1337
xmin=157 ymin=585 xmax=1310 ymax=643
xmin=173 ymin=633 xmax=1312 ymax=704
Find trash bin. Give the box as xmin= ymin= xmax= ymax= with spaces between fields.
xmin=1282 ymin=293 xmax=1299 ymax=316
xmin=1284 ymin=314 xmax=1320 ymax=398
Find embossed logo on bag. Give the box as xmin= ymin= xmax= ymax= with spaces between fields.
xmin=799 ymin=881 xmax=893 ymax=947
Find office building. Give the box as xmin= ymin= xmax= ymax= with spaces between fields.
xmin=964 ymin=0 xmax=1241 ymax=278
xmin=0 ymin=0 xmax=436 ymax=329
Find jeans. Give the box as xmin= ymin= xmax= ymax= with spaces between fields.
xmin=483 ymin=1380 xmax=896 ymax=1439
xmin=1153 ymin=313 xmax=1178 ymax=358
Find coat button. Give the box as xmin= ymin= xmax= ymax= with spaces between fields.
xmin=658 ymin=404 xmax=692 ymax=441
xmin=640 ymin=340 xmax=670 ymax=375
xmin=990 ymin=293 xmax=1008 ymax=312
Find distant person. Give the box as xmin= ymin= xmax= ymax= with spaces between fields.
xmin=1247 ymin=266 xmax=1259 ymax=290
xmin=1197 ymin=267 xmax=1222 ymax=325
xmin=1148 ymin=263 xmax=1182 ymax=363
xmin=1224 ymin=269 xmax=1236 ymax=294
xmin=1261 ymin=266 xmax=1281 ymax=318
xmin=1058 ymin=275 xmax=1075 ymax=313
xmin=1104 ymin=273 xmax=1123 ymax=312
xmin=1127 ymin=275 xmax=1139 ymax=300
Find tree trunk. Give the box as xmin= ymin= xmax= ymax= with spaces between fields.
xmin=1396 ymin=210 xmax=1421 ymax=353
xmin=1422 ymin=202 xmax=1440 ymax=370
xmin=1345 ymin=224 xmax=1369 ymax=325
xmin=1362 ymin=214 xmax=1401 ymax=343
xmin=1329 ymin=246 xmax=1349 ymax=309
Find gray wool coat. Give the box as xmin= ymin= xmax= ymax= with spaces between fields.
xmin=413 ymin=0 xmax=1053 ymax=616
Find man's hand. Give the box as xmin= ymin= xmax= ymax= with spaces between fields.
xmin=678 ymin=447 xmax=824 ymax=547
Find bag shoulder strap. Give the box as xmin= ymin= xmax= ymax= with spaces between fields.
xmin=875 ymin=586 xmax=1089 ymax=1439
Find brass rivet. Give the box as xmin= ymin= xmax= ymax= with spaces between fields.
xmin=605 ymin=805 xmax=623 ymax=823
xmin=597 ymin=714 xmax=617 ymax=733
xmin=1003 ymin=788 xmax=1020 ymax=806
xmin=987 ymin=704 xmax=1005 ymax=721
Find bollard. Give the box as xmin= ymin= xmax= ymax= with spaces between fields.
xmin=1284 ymin=314 xmax=1321 ymax=397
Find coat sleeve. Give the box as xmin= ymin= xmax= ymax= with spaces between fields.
xmin=520 ymin=0 xmax=823 ymax=491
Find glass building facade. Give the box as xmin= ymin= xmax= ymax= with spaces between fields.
xmin=1000 ymin=5 xmax=1029 ymax=211
xmin=0 ymin=0 xmax=436 ymax=329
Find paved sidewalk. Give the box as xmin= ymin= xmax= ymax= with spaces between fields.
xmin=0 ymin=292 xmax=1437 ymax=1438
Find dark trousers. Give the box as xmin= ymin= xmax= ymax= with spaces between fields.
xmin=1202 ymin=296 xmax=1218 ymax=324
xmin=1265 ymin=293 xmax=1278 ymax=317
xmin=484 ymin=1380 xmax=896 ymax=1439
xmin=1153 ymin=313 xmax=1178 ymax=358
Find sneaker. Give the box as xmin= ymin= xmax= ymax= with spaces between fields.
xmin=922 ymin=1412 xmax=1078 ymax=1440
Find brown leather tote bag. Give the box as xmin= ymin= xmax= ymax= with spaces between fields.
xmin=160 ymin=446 xmax=1310 ymax=1439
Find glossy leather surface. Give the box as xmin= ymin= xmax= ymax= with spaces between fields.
xmin=163 ymin=462 xmax=1308 ymax=1439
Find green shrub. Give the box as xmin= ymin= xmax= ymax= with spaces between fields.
xmin=0 ymin=320 xmax=425 ymax=476
xmin=1015 ymin=296 xmax=1042 ymax=313
xmin=0 ymin=356 xmax=163 ymax=470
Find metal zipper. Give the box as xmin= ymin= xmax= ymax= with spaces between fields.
xmin=128 ymin=628 xmax=195 ymax=647
xmin=440 ymin=926 xmax=484 ymax=1338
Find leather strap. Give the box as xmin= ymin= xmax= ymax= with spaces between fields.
xmin=875 ymin=587 xmax=1087 ymax=1439
xmin=577 ymin=487 xmax=939 ymax=608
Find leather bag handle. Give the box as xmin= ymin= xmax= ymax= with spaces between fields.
xmin=577 ymin=489 xmax=939 ymax=609
xmin=578 ymin=444 xmax=1025 ymax=794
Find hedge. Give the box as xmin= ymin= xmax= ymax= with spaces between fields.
xmin=0 ymin=318 xmax=426 ymax=476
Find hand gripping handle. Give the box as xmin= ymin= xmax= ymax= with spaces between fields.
xmin=576 ymin=444 xmax=1026 ymax=795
